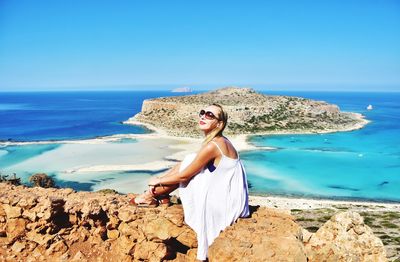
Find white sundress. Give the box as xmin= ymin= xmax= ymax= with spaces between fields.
xmin=179 ymin=141 xmax=250 ymax=260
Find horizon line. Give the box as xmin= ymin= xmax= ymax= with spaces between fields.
xmin=1 ymin=88 xmax=400 ymax=93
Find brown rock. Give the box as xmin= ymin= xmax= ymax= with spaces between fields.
xmin=6 ymin=218 xmax=26 ymax=240
xmin=305 ymin=211 xmax=387 ymax=262
xmin=22 ymin=209 xmax=37 ymax=222
xmin=69 ymin=214 xmax=78 ymax=225
xmin=106 ymin=215 xmax=120 ymax=230
xmin=17 ymin=196 xmax=38 ymax=208
xmin=176 ymin=228 xmax=197 ymax=248
xmin=107 ymin=229 xmax=120 ymax=239
xmin=81 ymin=199 xmax=102 ymax=218
xmin=46 ymin=240 xmax=68 ymax=255
xmin=37 ymin=209 xmax=52 ymax=221
xmin=118 ymin=221 xmax=142 ymax=240
xmin=208 ymin=207 xmax=307 ymax=262
xmin=71 ymin=250 xmax=87 ymax=262
xmin=164 ymin=205 xmax=185 ymax=226
xmin=11 ymin=241 xmax=26 ymax=252
xmin=0 ymin=204 xmax=6 ymax=217
xmin=116 ymin=235 xmax=135 ymax=255
xmin=134 ymin=241 xmax=167 ymax=261
xmin=26 ymin=231 xmax=54 ymax=246
xmin=93 ymin=226 xmax=107 ymax=240
xmin=118 ymin=209 xmax=136 ymax=222
xmin=79 ymin=227 xmax=90 ymax=241
xmin=144 ymin=217 xmax=183 ymax=241
xmin=3 ymin=205 xmax=22 ymax=219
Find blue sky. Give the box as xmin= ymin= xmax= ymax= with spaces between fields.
xmin=0 ymin=0 xmax=399 ymax=91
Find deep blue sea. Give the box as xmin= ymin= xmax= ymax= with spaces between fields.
xmin=0 ymin=91 xmax=184 ymax=141
xmin=1 ymin=90 xmax=399 ymax=202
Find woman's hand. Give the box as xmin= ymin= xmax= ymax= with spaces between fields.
xmin=148 ymin=177 xmax=161 ymax=195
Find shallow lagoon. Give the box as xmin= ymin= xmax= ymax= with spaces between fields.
xmin=1 ymin=137 xmax=180 ymax=194
xmin=1 ymin=91 xmax=399 ymax=202
xmin=242 ymin=92 xmax=400 ymax=202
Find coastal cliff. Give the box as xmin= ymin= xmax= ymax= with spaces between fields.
xmin=0 ymin=184 xmax=387 ymax=261
xmin=125 ymin=87 xmax=368 ymax=137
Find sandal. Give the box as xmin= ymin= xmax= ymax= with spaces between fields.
xmin=157 ymin=194 xmax=171 ymax=206
xmin=129 ymin=193 xmax=158 ymax=208
xmin=129 ymin=194 xmax=171 ymax=207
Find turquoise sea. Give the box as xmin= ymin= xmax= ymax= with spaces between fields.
xmin=0 ymin=91 xmax=399 ymax=202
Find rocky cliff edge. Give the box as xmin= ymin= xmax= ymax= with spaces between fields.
xmin=0 ymin=184 xmax=386 ymax=261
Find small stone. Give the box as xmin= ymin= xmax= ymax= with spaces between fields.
xmin=11 ymin=241 xmax=26 ymax=252
xmin=106 ymin=215 xmax=120 ymax=230
xmin=17 ymin=196 xmax=38 ymax=208
xmin=26 ymin=231 xmax=54 ymax=246
xmin=22 ymin=209 xmax=37 ymax=222
xmin=107 ymin=229 xmax=119 ymax=239
xmin=116 ymin=235 xmax=135 ymax=255
xmin=6 ymin=218 xmax=26 ymax=240
xmin=46 ymin=240 xmax=68 ymax=256
xmin=118 ymin=209 xmax=135 ymax=222
xmin=69 ymin=214 xmax=78 ymax=225
xmin=134 ymin=241 xmax=167 ymax=260
xmin=71 ymin=251 xmax=87 ymax=262
xmin=176 ymin=228 xmax=198 ymax=248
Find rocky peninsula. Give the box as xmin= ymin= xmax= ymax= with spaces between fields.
xmin=125 ymin=87 xmax=369 ymax=137
xmin=0 ymin=184 xmax=388 ymax=261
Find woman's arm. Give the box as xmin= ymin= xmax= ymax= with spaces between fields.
xmin=149 ymin=143 xmax=218 ymax=186
xmin=159 ymin=162 xmax=181 ymax=178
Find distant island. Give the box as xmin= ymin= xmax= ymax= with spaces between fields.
xmin=171 ymin=87 xmax=192 ymax=93
xmin=125 ymin=87 xmax=369 ymax=137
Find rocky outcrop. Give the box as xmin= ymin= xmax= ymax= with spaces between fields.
xmin=209 ymin=208 xmax=307 ymax=262
xmin=0 ymin=184 xmax=197 ymax=261
xmin=125 ymin=87 xmax=368 ymax=137
xmin=305 ymin=212 xmax=387 ymax=262
xmin=0 ymin=184 xmax=386 ymax=261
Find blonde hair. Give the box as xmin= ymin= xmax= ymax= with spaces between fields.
xmin=202 ymin=103 xmax=228 ymax=145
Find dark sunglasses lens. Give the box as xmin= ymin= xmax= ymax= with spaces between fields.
xmin=205 ymin=112 xmax=215 ymax=119
xmin=199 ymin=110 xmax=206 ymax=117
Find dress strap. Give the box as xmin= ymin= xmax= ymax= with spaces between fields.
xmin=210 ymin=141 xmax=224 ymax=156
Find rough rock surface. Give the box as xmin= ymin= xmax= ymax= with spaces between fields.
xmin=0 ymin=184 xmax=386 ymax=261
xmin=305 ymin=211 xmax=387 ymax=262
xmin=125 ymin=87 xmax=368 ymax=137
xmin=209 ymin=207 xmax=307 ymax=262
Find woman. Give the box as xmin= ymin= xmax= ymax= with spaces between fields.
xmin=131 ymin=103 xmax=250 ymax=261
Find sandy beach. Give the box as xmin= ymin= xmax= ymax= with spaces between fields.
xmin=249 ymin=194 xmax=400 ymax=212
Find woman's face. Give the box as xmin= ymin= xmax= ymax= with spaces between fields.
xmin=198 ymin=105 xmax=221 ymax=133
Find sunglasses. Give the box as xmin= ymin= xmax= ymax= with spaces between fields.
xmin=199 ymin=109 xmax=219 ymax=120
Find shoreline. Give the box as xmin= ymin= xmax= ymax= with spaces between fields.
xmin=4 ymin=115 xmax=396 ymax=209
xmin=248 ymin=194 xmax=400 ymax=212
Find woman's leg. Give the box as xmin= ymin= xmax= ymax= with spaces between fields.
xmin=131 ymin=163 xmax=181 ymax=204
xmin=151 ymin=162 xmax=181 ymax=196
xmin=151 ymin=183 xmax=179 ymax=196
